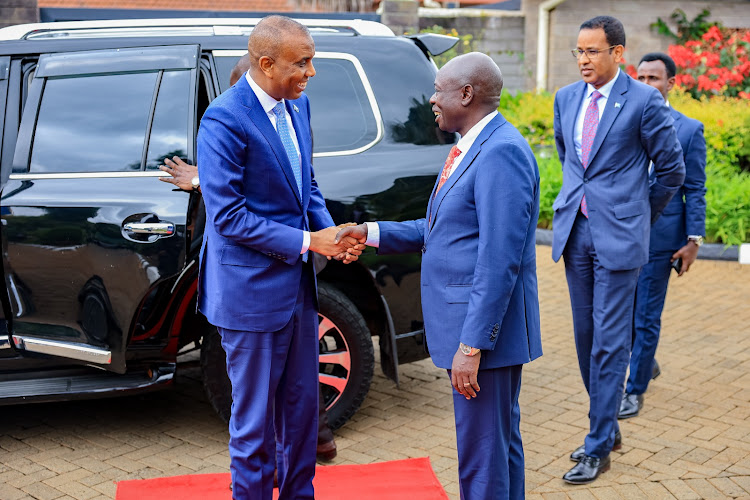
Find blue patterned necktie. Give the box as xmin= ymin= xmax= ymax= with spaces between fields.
xmin=272 ymin=102 xmax=302 ymax=199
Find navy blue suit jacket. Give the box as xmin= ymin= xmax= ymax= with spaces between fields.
xmin=377 ymin=114 xmax=543 ymax=370
xmin=551 ymin=72 xmax=686 ymax=270
xmin=650 ymin=108 xmax=706 ymax=252
xmin=197 ymin=77 xmax=334 ymax=332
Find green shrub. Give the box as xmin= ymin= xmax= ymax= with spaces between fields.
xmin=500 ymin=89 xmax=750 ymax=244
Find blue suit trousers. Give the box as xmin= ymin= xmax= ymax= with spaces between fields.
xmin=626 ymin=251 xmax=672 ymax=395
xmin=563 ymin=213 xmax=640 ymax=458
xmin=219 ymin=268 xmax=319 ymax=500
xmin=450 ymin=365 xmax=524 ymax=500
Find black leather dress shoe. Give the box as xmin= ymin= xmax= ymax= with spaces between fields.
xmin=563 ymin=454 xmax=610 ymax=484
xmin=570 ymin=431 xmax=621 ymax=462
xmin=618 ymin=392 xmax=644 ymax=419
xmin=316 ymin=438 xmax=337 ymax=462
xmin=652 ymin=359 xmax=661 ymax=380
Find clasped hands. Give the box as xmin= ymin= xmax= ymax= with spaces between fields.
xmin=310 ymin=223 xmax=368 ymax=264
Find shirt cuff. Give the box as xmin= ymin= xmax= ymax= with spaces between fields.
xmin=301 ymin=231 xmax=310 ymax=254
xmin=364 ymin=222 xmax=380 ymax=248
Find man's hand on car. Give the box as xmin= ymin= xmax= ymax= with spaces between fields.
xmin=159 ymin=156 xmax=199 ymax=191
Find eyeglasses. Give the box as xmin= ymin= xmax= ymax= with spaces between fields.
xmin=571 ymin=45 xmax=618 ymax=60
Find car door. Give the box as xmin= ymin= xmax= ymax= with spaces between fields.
xmin=1 ymin=45 xmax=200 ymax=373
xmin=0 ymin=55 xmax=11 ymax=358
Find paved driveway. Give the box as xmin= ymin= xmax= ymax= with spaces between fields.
xmin=1 ymin=245 xmax=749 ymax=500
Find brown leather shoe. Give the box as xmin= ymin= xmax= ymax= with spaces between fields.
xmin=316 ymin=438 xmax=337 ymax=462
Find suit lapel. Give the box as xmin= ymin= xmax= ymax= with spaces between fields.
xmin=671 ymin=107 xmax=683 ymax=134
xmin=426 ymin=114 xmax=506 ymax=237
xmin=586 ymin=71 xmax=629 ymax=169
xmin=237 ymin=78 xmax=303 ymax=207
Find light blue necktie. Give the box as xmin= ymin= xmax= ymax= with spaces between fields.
xmin=272 ymin=102 xmax=302 ymax=199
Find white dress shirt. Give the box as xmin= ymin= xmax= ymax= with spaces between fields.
xmin=365 ymin=110 xmax=499 ymax=247
xmin=574 ymin=68 xmax=620 ymax=163
xmin=245 ymin=71 xmax=310 ymax=254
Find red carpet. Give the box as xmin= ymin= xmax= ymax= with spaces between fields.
xmin=115 ymin=457 xmax=449 ymax=500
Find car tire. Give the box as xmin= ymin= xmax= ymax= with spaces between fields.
xmin=318 ymin=282 xmax=374 ymax=430
xmin=200 ymin=283 xmax=374 ymax=430
xmin=200 ymin=324 xmax=232 ymax=423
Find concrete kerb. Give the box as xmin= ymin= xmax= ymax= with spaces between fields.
xmin=535 ymin=228 xmax=744 ymax=262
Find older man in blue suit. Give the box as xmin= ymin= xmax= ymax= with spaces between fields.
xmin=337 ymin=52 xmax=542 ymax=500
xmin=552 ymin=16 xmax=685 ymax=484
xmin=618 ymin=52 xmax=707 ymax=419
xmin=197 ymin=16 xmax=360 ymax=500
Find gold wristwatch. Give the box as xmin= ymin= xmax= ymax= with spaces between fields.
xmin=459 ymin=343 xmax=480 ymax=356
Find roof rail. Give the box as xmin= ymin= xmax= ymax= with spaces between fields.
xmin=0 ymin=18 xmax=395 ymax=42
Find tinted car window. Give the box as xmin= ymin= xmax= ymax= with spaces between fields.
xmin=214 ymin=55 xmax=378 ymax=154
xmin=305 ymin=58 xmax=378 ymax=154
xmin=30 ymin=72 xmax=156 ymax=173
xmin=214 ymin=55 xmax=238 ymax=94
xmin=146 ymin=70 xmax=190 ymax=170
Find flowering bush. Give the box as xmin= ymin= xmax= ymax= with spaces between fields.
xmin=668 ymin=26 xmax=750 ymax=99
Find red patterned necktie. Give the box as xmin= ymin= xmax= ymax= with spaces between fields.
xmin=580 ymin=90 xmax=603 ymax=218
xmin=435 ymin=145 xmax=461 ymax=196
xmin=429 ymin=145 xmax=461 ymax=225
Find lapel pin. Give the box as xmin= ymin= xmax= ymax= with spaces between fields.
xmin=293 ymin=104 xmax=299 ymax=113
xmin=614 ymin=102 xmax=621 ymax=108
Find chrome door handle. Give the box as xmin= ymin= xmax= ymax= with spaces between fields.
xmin=123 ymin=222 xmax=175 ymax=235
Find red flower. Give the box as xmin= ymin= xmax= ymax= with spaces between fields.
xmin=702 ymin=26 xmax=723 ymax=43
xmin=701 ymin=51 xmax=721 ymax=67
xmin=739 ymin=91 xmax=750 ymax=99
xmin=675 ymin=74 xmax=696 ymax=89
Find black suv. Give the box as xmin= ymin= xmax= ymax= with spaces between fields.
xmin=0 ymin=18 xmax=457 ymax=429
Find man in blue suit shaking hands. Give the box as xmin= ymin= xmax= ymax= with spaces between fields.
xmin=552 ymin=16 xmax=685 ymax=484
xmin=337 ymin=53 xmax=543 ymax=499
xmin=619 ymin=52 xmax=707 ymax=419
xmin=197 ymin=16 xmax=361 ymax=500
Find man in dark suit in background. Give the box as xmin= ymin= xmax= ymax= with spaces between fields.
xmin=551 ymin=16 xmax=685 ymax=484
xmin=619 ymin=52 xmax=707 ymax=419
xmin=197 ymin=16 xmax=359 ymax=499
xmin=337 ymin=52 xmax=542 ymax=499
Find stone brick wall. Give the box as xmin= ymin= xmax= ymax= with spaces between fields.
xmin=526 ymin=0 xmax=750 ymax=91
xmin=418 ymin=12 xmax=527 ymax=92
xmin=1 ymin=0 xmax=39 ymax=29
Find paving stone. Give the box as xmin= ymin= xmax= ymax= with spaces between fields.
xmin=0 ymin=247 xmax=747 ymax=499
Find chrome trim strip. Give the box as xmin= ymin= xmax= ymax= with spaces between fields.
xmin=0 ymin=337 xmax=10 ymax=350
xmin=12 ymin=335 xmax=112 ymax=364
xmin=170 ymin=259 xmax=195 ymax=294
xmin=9 ymin=171 xmax=169 ymax=180
xmin=7 ymin=274 xmax=24 ymax=316
xmin=0 ymin=18 xmax=394 ymax=42
xmin=214 ymin=50 xmax=384 ymax=158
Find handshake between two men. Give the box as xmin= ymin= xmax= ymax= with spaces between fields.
xmin=310 ymin=223 xmax=368 ymax=264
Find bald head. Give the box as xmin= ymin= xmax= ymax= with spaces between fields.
xmin=441 ymin=52 xmax=504 ymax=111
xmin=229 ymin=53 xmax=251 ymax=86
xmin=248 ymin=15 xmax=311 ymax=67
xmin=431 ymin=52 xmax=504 ymax=136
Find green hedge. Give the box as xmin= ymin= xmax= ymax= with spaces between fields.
xmin=500 ymin=90 xmax=750 ymax=245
